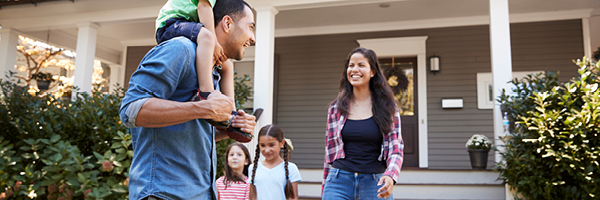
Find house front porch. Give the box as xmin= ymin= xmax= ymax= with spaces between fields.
xmin=298 ymin=168 xmax=504 ymax=200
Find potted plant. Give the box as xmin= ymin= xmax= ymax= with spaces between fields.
xmin=465 ymin=134 xmax=493 ymax=169
xmin=31 ymin=72 xmax=55 ymax=90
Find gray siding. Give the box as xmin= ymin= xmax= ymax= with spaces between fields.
xmin=275 ymin=19 xmax=583 ymax=169
xmin=124 ymin=46 xmax=154 ymax=89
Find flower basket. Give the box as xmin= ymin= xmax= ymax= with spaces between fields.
xmin=37 ymin=80 xmax=51 ymax=90
xmin=31 ymin=72 xmax=55 ymax=91
xmin=465 ymin=134 xmax=493 ymax=169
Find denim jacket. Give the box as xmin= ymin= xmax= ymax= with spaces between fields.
xmin=119 ymin=37 xmax=220 ymax=200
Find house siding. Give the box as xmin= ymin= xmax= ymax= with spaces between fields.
xmin=275 ymin=19 xmax=583 ymax=169
xmin=124 ymin=46 xmax=154 ymax=89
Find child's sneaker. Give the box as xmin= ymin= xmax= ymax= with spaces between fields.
xmin=218 ymin=109 xmax=263 ymax=143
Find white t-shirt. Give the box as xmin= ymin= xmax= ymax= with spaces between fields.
xmin=248 ymin=161 xmax=302 ymax=200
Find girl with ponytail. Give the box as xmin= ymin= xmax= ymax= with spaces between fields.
xmin=249 ymin=124 xmax=301 ymax=200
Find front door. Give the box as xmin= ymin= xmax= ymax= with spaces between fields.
xmin=379 ymin=57 xmax=419 ymax=168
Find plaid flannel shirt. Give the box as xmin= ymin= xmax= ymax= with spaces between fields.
xmin=322 ymin=102 xmax=404 ymax=192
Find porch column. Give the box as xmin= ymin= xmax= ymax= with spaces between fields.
xmin=253 ymin=6 xmax=278 ymax=128
xmin=109 ymin=64 xmax=123 ymax=93
xmin=0 ymin=28 xmax=19 ymax=80
xmin=251 ymin=6 xmax=278 ymax=156
xmin=489 ymin=1 xmax=513 ymax=199
xmin=73 ymin=22 xmax=99 ymax=96
xmin=489 ymin=0 xmax=513 ymax=163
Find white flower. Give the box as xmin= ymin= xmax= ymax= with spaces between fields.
xmin=465 ymin=134 xmax=493 ymax=150
xmin=27 ymin=190 xmax=37 ymax=199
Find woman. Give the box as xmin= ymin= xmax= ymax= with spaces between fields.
xmin=322 ymin=47 xmax=404 ymax=200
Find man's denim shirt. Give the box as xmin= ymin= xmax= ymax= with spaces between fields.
xmin=119 ymin=37 xmax=220 ymax=200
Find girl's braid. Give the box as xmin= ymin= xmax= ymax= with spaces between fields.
xmin=249 ymin=143 xmax=261 ymax=200
xmin=284 ymin=146 xmax=289 ymax=181
xmin=251 ymin=143 xmax=261 ymax=184
xmin=283 ymin=145 xmax=295 ymax=199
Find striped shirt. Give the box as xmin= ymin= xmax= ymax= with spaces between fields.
xmin=322 ymin=101 xmax=404 ymax=191
xmin=216 ymin=176 xmax=250 ymax=200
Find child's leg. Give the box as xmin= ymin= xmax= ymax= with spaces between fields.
xmin=219 ymin=59 xmax=236 ymax=110
xmin=196 ymin=26 xmax=216 ymax=95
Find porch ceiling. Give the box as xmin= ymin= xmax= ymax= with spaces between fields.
xmin=0 ymin=0 xmax=598 ymax=64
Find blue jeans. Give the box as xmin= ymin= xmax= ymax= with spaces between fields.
xmin=156 ymin=17 xmax=203 ymax=45
xmin=322 ymin=168 xmax=393 ymax=200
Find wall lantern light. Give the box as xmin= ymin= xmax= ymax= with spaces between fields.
xmin=429 ymin=55 xmax=440 ymax=74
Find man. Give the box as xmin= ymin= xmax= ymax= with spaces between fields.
xmin=119 ymin=0 xmax=256 ymax=199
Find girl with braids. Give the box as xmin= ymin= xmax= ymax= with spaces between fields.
xmin=248 ymin=124 xmax=301 ymax=200
xmin=322 ymin=47 xmax=404 ymax=200
xmin=216 ymin=143 xmax=252 ymax=199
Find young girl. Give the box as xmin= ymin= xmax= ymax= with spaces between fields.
xmin=249 ymin=125 xmax=301 ymax=200
xmin=216 ymin=143 xmax=252 ymax=200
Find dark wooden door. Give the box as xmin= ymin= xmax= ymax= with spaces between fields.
xmin=379 ymin=57 xmax=419 ymax=168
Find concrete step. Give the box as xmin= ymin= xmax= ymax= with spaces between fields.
xmin=297 ymin=169 xmax=505 ymax=200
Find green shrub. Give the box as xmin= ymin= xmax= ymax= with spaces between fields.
xmin=0 ymin=71 xmax=253 ymax=199
xmin=497 ymin=59 xmax=600 ymax=199
xmin=0 ymin=81 xmax=131 ymax=200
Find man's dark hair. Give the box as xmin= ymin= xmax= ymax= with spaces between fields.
xmin=213 ymin=0 xmax=251 ymax=26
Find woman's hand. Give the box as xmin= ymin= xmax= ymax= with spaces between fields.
xmin=377 ymin=175 xmax=394 ymax=199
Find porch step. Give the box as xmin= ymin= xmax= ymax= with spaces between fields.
xmin=298 ymin=169 xmax=505 ymax=200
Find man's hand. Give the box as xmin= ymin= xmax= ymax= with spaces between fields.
xmin=231 ymin=110 xmax=256 ymax=134
xmin=377 ymin=175 xmax=394 ymax=199
xmin=205 ymin=91 xmax=234 ymax=122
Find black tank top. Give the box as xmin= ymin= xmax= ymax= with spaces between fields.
xmin=332 ymin=116 xmax=386 ymax=174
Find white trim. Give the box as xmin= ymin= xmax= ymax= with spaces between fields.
xmin=583 ymin=18 xmax=592 ymax=59
xmin=276 ymin=9 xmax=593 ymax=38
xmin=0 ymin=6 xmax=161 ymax=32
xmin=357 ymin=36 xmax=429 ymax=168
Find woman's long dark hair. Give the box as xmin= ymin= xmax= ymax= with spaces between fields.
xmin=222 ymin=143 xmax=252 ymax=189
xmin=332 ymin=47 xmax=397 ymax=134
xmin=249 ymin=124 xmax=295 ymax=200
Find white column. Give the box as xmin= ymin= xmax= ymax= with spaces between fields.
xmin=119 ymin=46 xmax=128 ymax=89
xmin=253 ymin=6 xmax=278 ymax=128
xmin=0 ymin=28 xmax=19 ymax=80
xmin=73 ymin=22 xmax=100 ymax=96
xmin=489 ymin=1 xmax=512 ymax=199
xmin=109 ymin=64 xmax=123 ymax=93
xmin=582 ymin=18 xmax=592 ymax=59
xmin=250 ymin=6 xmax=278 ymax=157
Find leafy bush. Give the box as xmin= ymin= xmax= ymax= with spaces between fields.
xmin=497 ymin=59 xmax=600 ymax=199
xmin=0 ymin=71 xmax=253 ymax=199
xmin=0 ymin=81 xmax=131 ymax=199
